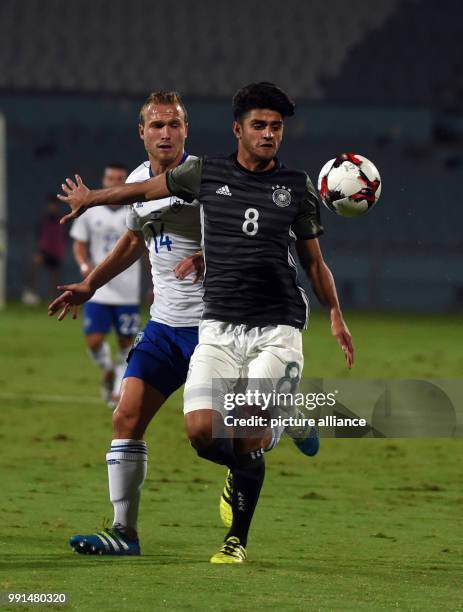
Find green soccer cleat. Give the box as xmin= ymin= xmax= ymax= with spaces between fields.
xmin=219 ymin=470 xmax=233 ymax=528
xmin=210 ymin=536 xmax=247 ymax=564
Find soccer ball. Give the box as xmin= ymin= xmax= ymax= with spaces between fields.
xmin=317 ymin=153 xmax=381 ymax=217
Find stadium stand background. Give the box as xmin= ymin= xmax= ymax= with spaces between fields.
xmin=0 ymin=0 xmax=462 ymax=312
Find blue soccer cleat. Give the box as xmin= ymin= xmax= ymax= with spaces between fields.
xmin=293 ymin=426 xmax=320 ymax=457
xmin=69 ymin=526 xmax=140 ymax=556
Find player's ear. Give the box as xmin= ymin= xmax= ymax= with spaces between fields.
xmin=233 ymin=121 xmax=242 ymax=140
xmin=138 ymin=123 xmax=144 ymax=140
xmin=184 ymin=121 xmax=189 ymax=139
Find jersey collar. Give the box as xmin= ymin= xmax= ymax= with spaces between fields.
xmin=231 ymin=152 xmax=281 ymax=176
xmin=149 ymin=151 xmax=189 ymax=178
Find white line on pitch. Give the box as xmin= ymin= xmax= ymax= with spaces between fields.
xmin=0 ymin=392 xmax=103 ymax=405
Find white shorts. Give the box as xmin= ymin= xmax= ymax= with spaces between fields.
xmin=183 ymin=319 xmax=303 ymax=415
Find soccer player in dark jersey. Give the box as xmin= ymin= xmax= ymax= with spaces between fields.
xmin=55 ymin=82 xmax=354 ymax=564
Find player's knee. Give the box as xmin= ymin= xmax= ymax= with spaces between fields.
xmin=187 ymin=422 xmax=213 ymax=452
xmin=112 ymin=406 xmax=127 ymax=433
xmin=112 ymin=404 xmax=143 ymax=438
xmin=87 ymin=337 xmax=104 ymax=351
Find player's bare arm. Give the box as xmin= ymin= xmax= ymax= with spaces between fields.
xmin=296 ymin=237 xmax=354 ymax=368
xmin=57 ymin=173 xmax=170 ymax=224
xmin=48 ymin=230 xmax=146 ymax=320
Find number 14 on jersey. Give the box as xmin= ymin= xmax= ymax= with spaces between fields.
xmin=147 ymin=222 xmax=173 ymax=253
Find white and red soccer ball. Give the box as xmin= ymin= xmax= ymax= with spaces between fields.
xmin=317 ymin=153 xmax=382 ymax=217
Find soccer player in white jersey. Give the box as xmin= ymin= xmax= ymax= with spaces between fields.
xmin=49 ymin=92 xmax=204 ymax=556
xmin=70 ymin=163 xmax=141 ymax=405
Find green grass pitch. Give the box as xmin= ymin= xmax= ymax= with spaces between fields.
xmin=0 ymin=305 xmax=462 ymax=611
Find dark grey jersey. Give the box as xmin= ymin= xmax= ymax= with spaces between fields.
xmin=166 ymin=154 xmax=323 ymax=329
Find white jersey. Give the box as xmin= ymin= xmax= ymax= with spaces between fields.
xmin=70 ymin=206 xmax=141 ymax=305
xmin=126 ymin=158 xmax=203 ymax=327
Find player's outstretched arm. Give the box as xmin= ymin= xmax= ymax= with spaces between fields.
xmin=48 ymin=230 xmax=146 ymax=321
xmin=57 ymin=173 xmax=170 ymax=224
xmin=296 ymin=238 xmax=354 ymax=368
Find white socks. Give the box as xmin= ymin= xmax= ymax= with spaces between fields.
xmin=88 ymin=342 xmax=113 ymax=372
xmin=106 ymin=439 xmax=147 ymax=533
xmin=113 ymin=347 xmax=131 ymax=398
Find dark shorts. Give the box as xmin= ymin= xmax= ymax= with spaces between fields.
xmin=124 ymin=320 xmax=199 ymax=399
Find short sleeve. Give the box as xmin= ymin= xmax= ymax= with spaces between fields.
xmin=291 ymin=175 xmax=324 ymax=239
xmin=69 ymin=215 xmax=89 ymax=242
xmin=126 ymin=205 xmax=142 ymax=231
xmin=166 ymin=157 xmax=203 ymax=203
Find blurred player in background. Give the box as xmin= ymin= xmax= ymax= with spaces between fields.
xmin=22 ymin=195 xmax=66 ymax=305
xmin=69 ymin=163 xmax=141 ymax=406
xmin=54 ymin=83 xmax=351 ymax=564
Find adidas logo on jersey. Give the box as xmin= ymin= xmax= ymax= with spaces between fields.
xmin=216 ymin=185 xmax=232 ymax=196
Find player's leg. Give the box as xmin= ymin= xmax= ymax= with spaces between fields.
xmin=212 ymin=430 xmax=265 ymax=563
xmin=247 ymin=325 xmax=319 ymax=456
xmin=184 ymin=320 xmax=267 ymax=563
xmin=109 ymin=322 xmax=202 ymax=538
xmin=71 ymin=321 xmax=192 ymax=556
xmin=83 ymin=303 xmax=114 ymax=404
xmin=112 ymin=305 xmax=141 ymax=404
xmin=217 ymin=327 xmax=296 ymax=534
xmin=185 ymin=406 xmax=265 ymax=564
xmin=183 ymin=321 xmax=240 ymax=469
xmin=106 ymin=376 xmax=164 ymax=542
xmin=217 ymin=326 xmax=316 ymax=536
xmin=70 ymin=377 xmax=164 ymax=556
xmin=106 ymin=322 xmax=198 ymax=543
xmin=86 ymin=332 xmax=114 ymax=404
xmin=112 ymin=334 xmax=134 ymax=405
xmin=212 ymin=325 xmax=307 ymax=559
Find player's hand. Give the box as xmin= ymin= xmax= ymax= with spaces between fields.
xmin=57 ymin=174 xmax=91 ymax=224
xmin=331 ymin=310 xmax=354 ymax=368
xmin=48 ymin=282 xmax=94 ymax=321
xmin=174 ymin=252 xmax=204 ymax=284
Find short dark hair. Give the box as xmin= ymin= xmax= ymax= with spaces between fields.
xmin=105 ymin=162 xmax=129 ymax=174
xmin=232 ymin=82 xmax=295 ymax=121
xmin=139 ymin=91 xmax=188 ymax=124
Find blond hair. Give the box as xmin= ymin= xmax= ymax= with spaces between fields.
xmin=139 ymin=91 xmax=188 ymax=124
